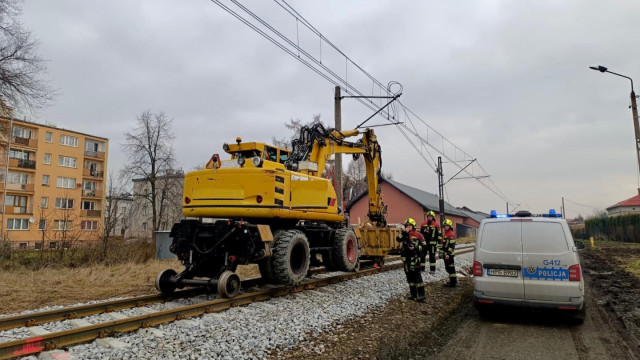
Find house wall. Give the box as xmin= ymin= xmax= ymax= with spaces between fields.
xmin=129 ymin=174 xmax=185 ymax=239
xmin=347 ymin=182 xmax=467 ymax=231
xmin=607 ymin=206 xmax=640 ymax=217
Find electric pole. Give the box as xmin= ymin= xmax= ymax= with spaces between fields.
xmin=562 ymin=197 xmax=566 ymax=219
xmin=437 ymin=156 xmax=445 ymax=224
xmin=334 ymin=86 xmax=343 ymax=210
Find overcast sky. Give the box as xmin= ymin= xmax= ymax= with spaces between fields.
xmin=19 ymin=0 xmax=640 ymax=218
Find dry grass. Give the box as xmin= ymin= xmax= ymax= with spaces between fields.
xmin=0 ymin=261 xmax=262 ymax=315
xmin=457 ymin=236 xmax=476 ymax=244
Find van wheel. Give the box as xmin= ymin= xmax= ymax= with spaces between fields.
xmin=475 ymin=302 xmax=493 ymax=318
xmin=571 ymin=304 xmax=586 ymax=324
xmin=272 ymin=230 xmax=310 ymax=285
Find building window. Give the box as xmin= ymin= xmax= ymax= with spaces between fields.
xmin=58 ymin=156 xmax=77 ymax=168
xmin=7 ymin=218 xmax=29 ymax=230
xmin=38 ymin=219 xmax=46 ymax=230
xmin=19 ymin=242 xmax=27 ymax=250
xmin=12 ymin=127 xmax=31 ymax=139
xmin=55 ymin=198 xmax=74 ymax=209
xmin=5 ymin=195 xmax=27 ymax=213
xmin=53 ymin=220 xmax=72 ymax=231
xmin=60 ymin=134 xmax=78 ymax=147
xmin=142 ymin=222 xmax=148 ymax=231
xmin=143 ymin=206 xmax=148 ymax=216
xmin=44 ymin=153 xmax=51 ymax=165
xmin=45 ymin=131 xmax=53 ymax=143
xmin=81 ymin=220 xmax=98 ymax=231
xmin=7 ymin=171 xmax=28 ymax=184
xmin=40 ymin=197 xmax=48 ymax=208
xmin=42 ymin=175 xmax=50 ymax=186
xmin=82 ymin=201 xmax=95 ymax=210
xmin=56 ymin=177 xmax=76 ymax=189
xmin=49 ymin=241 xmax=58 ymax=249
xmin=9 ymin=149 xmax=31 ymax=161
xmin=34 ymin=242 xmax=42 ymax=250
xmin=83 ymin=181 xmax=96 ymax=190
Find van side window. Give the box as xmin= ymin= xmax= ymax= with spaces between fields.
xmin=522 ymin=222 xmax=568 ymax=253
xmin=479 ymin=222 xmax=522 ymax=253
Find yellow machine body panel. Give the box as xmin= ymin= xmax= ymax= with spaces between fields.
xmin=354 ymin=225 xmax=402 ymax=256
xmin=183 ymin=143 xmax=343 ymax=222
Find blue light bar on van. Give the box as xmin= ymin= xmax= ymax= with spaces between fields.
xmin=531 ymin=209 xmax=563 ymax=218
xmin=490 ymin=210 xmax=512 ymax=218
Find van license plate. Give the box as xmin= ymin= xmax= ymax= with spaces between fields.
xmin=487 ymin=269 xmax=518 ymax=277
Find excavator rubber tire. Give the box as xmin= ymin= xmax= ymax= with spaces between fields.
xmin=330 ymin=229 xmax=359 ymax=272
xmin=272 ymin=229 xmax=310 ymax=285
xmin=258 ymin=230 xmax=283 ymax=283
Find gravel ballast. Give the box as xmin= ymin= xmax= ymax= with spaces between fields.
xmin=7 ymin=252 xmax=473 ymax=359
xmin=63 ymin=253 xmax=473 ymax=360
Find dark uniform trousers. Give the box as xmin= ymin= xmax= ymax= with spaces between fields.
xmin=440 ymin=231 xmax=457 ymax=287
xmin=403 ymin=259 xmax=425 ymax=300
xmin=420 ymin=222 xmax=439 ymax=273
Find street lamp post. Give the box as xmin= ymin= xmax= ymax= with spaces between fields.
xmin=590 ymin=65 xmax=640 ymax=180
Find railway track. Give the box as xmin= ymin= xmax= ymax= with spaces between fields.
xmin=0 ymin=246 xmax=474 ymax=359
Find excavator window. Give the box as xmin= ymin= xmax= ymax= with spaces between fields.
xmin=232 ymin=150 xmax=261 ymax=159
xmin=279 ymin=150 xmax=289 ymax=164
xmin=264 ymin=146 xmax=277 ymax=162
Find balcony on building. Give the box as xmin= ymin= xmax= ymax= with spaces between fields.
xmin=81 ymin=209 xmax=102 ymax=217
xmin=81 ymin=188 xmax=103 ymax=198
xmin=10 ymin=126 xmax=38 ymax=148
xmin=8 ymin=158 xmax=36 ymax=170
xmin=0 ymin=182 xmax=35 ymax=193
xmin=0 ymin=204 xmax=33 ymax=214
xmin=11 ymin=136 xmax=38 ymax=148
xmin=84 ymin=140 xmax=106 ymax=161
xmin=82 ymin=167 xmax=104 ymax=178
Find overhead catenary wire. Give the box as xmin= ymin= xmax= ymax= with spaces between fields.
xmin=564 ymin=198 xmax=600 ymax=210
xmin=209 ymin=0 xmax=511 ymax=204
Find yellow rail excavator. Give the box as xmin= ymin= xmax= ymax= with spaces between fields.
xmin=155 ymin=123 xmax=397 ymax=298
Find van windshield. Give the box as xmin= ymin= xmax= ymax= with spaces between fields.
xmin=522 ymin=222 xmax=568 ymax=253
xmin=479 ymin=222 xmax=522 ymax=253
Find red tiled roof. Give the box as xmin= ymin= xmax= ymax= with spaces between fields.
xmin=607 ymin=194 xmax=640 ymax=209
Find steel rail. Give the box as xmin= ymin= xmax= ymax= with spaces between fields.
xmin=0 ymin=247 xmax=474 ymax=359
xmin=0 ymin=265 xmax=333 ymax=332
xmin=0 ymin=248 xmax=470 ymax=332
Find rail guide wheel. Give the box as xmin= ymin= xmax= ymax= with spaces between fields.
xmin=155 ymin=269 xmax=178 ymax=295
xmin=217 ymin=270 xmax=241 ymax=298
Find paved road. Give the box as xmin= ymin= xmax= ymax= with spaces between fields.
xmin=436 ymin=275 xmax=638 ymax=360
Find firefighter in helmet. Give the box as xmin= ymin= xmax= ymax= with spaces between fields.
xmin=397 ymin=218 xmax=427 ymax=301
xmin=419 ymin=210 xmax=440 ymax=274
xmin=439 ymin=218 xmax=457 ymax=287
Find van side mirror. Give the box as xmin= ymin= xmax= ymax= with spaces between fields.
xmin=575 ymin=240 xmax=585 ymax=250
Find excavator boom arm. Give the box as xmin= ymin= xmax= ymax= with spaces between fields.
xmin=286 ymin=123 xmax=386 ymax=226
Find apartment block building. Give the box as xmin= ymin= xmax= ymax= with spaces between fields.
xmin=128 ymin=171 xmax=185 ymax=239
xmin=0 ymin=116 xmax=108 ymax=249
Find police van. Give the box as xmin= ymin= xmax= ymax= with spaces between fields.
xmin=472 ymin=210 xmax=586 ymax=322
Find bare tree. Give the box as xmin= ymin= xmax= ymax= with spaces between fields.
xmin=121 ymin=111 xmax=176 ymax=236
xmin=272 ymin=114 xmax=323 ymax=149
xmin=103 ymin=174 xmax=130 ymax=256
xmin=0 ymin=0 xmax=55 ymax=112
xmin=344 ymin=156 xmax=367 ymax=202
